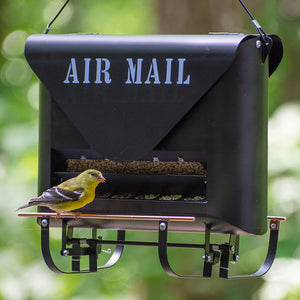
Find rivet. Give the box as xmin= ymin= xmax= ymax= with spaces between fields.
xmin=41 ymin=219 xmax=48 ymax=228
xmin=202 ymin=254 xmax=212 ymax=263
xmin=270 ymin=222 xmax=277 ymax=230
xmin=256 ymin=40 xmax=262 ymax=49
xmin=62 ymin=249 xmax=69 ymax=256
xmin=159 ymin=222 xmax=167 ymax=231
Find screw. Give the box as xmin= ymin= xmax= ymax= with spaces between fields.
xmin=233 ymin=254 xmax=239 ymax=262
xmin=102 ymin=248 xmax=112 ymax=254
xmin=62 ymin=249 xmax=69 ymax=256
xmin=270 ymin=222 xmax=277 ymax=230
xmin=202 ymin=254 xmax=212 ymax=263
xmin=41 ymin=219 xmax=48 ymax=228
xmin=153 ymin=156 xmax=159 ymax=162
xmin=256 ymin=40 xmax=261 ymax=49
xmin=159 ymin=222 xmax=167 ymax=231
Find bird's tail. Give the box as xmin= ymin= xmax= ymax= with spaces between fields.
xmin=15 ymin=203 xmax=31 ymax=211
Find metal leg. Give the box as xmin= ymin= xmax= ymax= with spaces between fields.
xmin=40 ymin=217 xmax=126 ymax=273
xmin=202 ymin=224 xmax=213 ymax=277
xmin=97 ymin=230 xmax=126 ymax=270
xmin=219 ymin=234 xmax=239 ymax=278
xmin=71 ymin=244 xmax=81 ymax=272
xmin=41 ymin=217 xmax=66 ymax=274
xmin=158 ymin=220 xmax=211 ymax=278
xmin=221 ymin=217 xmax=285 ymax=279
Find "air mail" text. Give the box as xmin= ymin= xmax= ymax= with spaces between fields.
xmin=63 ymin=58 xmax=191 ymax=85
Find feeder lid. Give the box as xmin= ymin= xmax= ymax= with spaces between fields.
xmin=25 ymin=34 xmax=282 ymax=160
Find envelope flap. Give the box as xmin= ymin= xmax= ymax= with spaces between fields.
xmin=25 ymin=34 xmax=253 ymax=160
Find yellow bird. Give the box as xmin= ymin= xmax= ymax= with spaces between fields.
xmin=17 ymin=169 xmax=106 ymax=217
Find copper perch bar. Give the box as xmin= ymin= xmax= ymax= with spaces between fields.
xmin=17 ymin=212 xmax=196 ymax=222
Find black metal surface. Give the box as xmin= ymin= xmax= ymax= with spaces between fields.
xmin=26 ymin=34 xmax=247 ymax=161
xmin=25 ymin=34 xmax=278 ymax=162
xmin=25 ymin=33 xmax=283 ymax=235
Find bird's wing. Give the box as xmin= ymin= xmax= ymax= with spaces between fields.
xmin=29 ymin=186 xmax=84 ymax=206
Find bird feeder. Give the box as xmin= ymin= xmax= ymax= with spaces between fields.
xmin=18 ymin=2 xmax=286 ymax=278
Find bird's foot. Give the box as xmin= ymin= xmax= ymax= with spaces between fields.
xmin=55 ymin=212 xmax=61 ymax=219
xmin=72 ymin=212 xmax=81 ymax=221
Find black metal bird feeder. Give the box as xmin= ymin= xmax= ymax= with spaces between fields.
xmin=19 ymin=1 xmax=286 ymax=278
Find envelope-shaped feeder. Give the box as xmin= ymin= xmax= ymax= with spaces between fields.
xmin=20 ymin=33 xmax=285 ymax=277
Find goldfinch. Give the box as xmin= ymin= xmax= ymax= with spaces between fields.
xmin=17 ymin=169 xmax=106 ymax=217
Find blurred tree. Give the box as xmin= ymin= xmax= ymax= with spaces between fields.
xmin=155 ymin=0 xmax=261 ymax=33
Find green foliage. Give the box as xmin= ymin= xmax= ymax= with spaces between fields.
xmin=1 ymin=1 xmax=300 ymax=299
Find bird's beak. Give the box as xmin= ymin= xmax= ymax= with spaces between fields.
xmin=97 ymin=174 xmax=106 ymax=182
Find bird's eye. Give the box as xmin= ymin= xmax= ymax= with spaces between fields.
xmin=90 ymin=172 xmax=97 ymax=178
